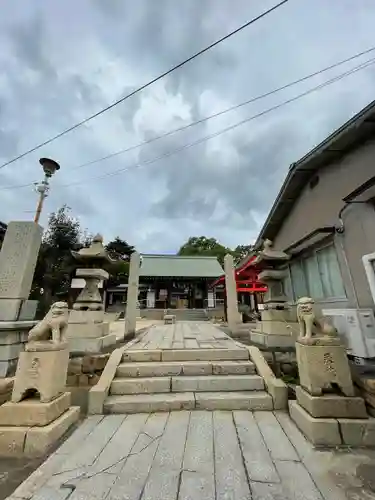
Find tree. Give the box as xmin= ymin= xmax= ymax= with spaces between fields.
xmin=31 ymin=205 xmax=89 ymax=315
xmin=178 ymin=236 xmax=231 ymax=266
xmin=232 ymin=244 xmax=254 ymax=264
xmin=105 ymin=237 xmax=134 ymax=261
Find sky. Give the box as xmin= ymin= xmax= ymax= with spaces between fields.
xmin=1 ymin=0 xmax=375 ymax=253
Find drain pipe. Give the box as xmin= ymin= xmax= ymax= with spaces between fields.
xmin=335 ymin=201 xmax=366 ymax=308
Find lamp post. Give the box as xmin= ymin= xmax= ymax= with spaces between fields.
xmin=34 ymin=158 xmax=60 ymax=224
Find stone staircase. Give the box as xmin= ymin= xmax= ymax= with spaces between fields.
xmin=167 ymin=309 xmax=208 ymax=322
xmin=103 ymin=348 xmax=273 ymax=413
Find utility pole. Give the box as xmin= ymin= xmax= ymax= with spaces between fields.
xmin=34 ymin=158 xmax=60 ymax=224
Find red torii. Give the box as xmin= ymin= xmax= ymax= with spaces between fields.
xmin=210 ymin=254 xmax=267 ymax=293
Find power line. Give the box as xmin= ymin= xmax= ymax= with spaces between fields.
xmin=55 ymin=56 xmax=375 ymax=189
xmin=2 ymin=44 xmax=375 ymax=192
xmin=0 ymin=0 xmax=289 ymax=171
xmin=70 ymin=45 xmax=375 ymax=171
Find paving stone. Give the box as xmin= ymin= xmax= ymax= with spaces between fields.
xmin=69 ymin=471 xmax=118 ymax=500
xmin=104 ymin=392 xmax=195 ymax=413
xmin=196 ymin=391 xmax=273 ymax=411
xmin=110 ymin=376 xmax=171 ymax=395
xmin=289 ymin=401 xmax=341 ymax=447
xmin=213 ymin=411 xmax=251 ymax=500
xmin=233 ymin=410 xmax=279 ymax=483
xmin=57 ymin=415 xmax=125 ymax=473
xmin=11 ymin=452 xmax=67 ymax=499
xmin=56 ymin=415 xmax=104 ymax=455
xmin=212 ymin=360 xmax=255 ymax=375
xmin=108 ymin=413 xmax=168 ymax=500
xmin=254 ymin=411 xmax=299 ymax=462
xmin=179 ymin=411 xmax=215 ymax=500
xmin=91 ymin=413 xmax=149 ymax=475
xmin=275 ymin=460 xmax=324 ymax=500
xmin=142 ymin=411 xmax=190 ymax=500
xmin=171 ymin=374 xmax=264 ymax=392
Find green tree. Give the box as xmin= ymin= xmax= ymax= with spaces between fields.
xmin=178 ymin=236 xmax=231 ymax=266
xmin=105 ymin=237 xmax=134 ymax=287
xmin=232 ymin=244 xmax=254 ymax=264
xmin=105 ymin=236 xmax=134 ymax=261
xmin=31 ymin=205 xmax=89 ymax=315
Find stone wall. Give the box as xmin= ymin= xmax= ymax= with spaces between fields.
xmin=67 ymin=354 xmax=110 ymax=387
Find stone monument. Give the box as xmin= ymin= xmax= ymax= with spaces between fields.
xmin=125 ymin=251 xmax=141 ymax=339
xmin=0 ymin=302 xmax=79 ymax=456
xmin=224 ymin=253 xmax=242 ymax=335
xmin=250 ymin=239 xmax=299 ymax=347
xmin=66 ymin=234 xmax=116 ymax=353
xmin=290 ymin=297 xmax=375 ymax=447
xmin=0 ymin=221 xmax=42 ymax=377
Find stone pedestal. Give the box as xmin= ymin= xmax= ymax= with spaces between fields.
xmin=0 ymin=222 xmax=42 ymax=376
xmin=12 ymin=343 xmax=69 ymax=403
xmin=224 ymin=253 xmax=242 ymax=334
xmin=296 ymin=340 xmax=354 ymax=396
xmin=67 ymin=269 xmax=116 ymax=353
xmin=250 ymin=306 xmax=298 ymax=347
xmin=0 ymin=341 xmax=79 ymax=457
xmin=125 ymin=252 xmax=141 ymax=339
xmin=291 ymin=337 xmax=375 ymax=447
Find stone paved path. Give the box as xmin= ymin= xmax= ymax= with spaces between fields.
xmin=127 ymin=321 xmax=241 ymax=350
xmin=9 ymin=411 xmax=375 ymax=500
xmin=7 ymin=322 xmax=375 ymax=499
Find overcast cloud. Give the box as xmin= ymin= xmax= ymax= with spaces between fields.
xmin=1 ymin=0 xmax=375 ymax=252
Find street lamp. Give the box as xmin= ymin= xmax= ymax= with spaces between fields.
xmin=34 ymin=158 xmax=60 ymax=224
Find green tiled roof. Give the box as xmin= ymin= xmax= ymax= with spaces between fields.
xmin=140 ymin=254 xmax=224 ymax=278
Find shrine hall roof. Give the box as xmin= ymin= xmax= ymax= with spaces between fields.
xmin=140 ymin=254 xmax=224 ymax=278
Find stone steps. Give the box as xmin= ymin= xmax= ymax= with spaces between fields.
xmin=104 ymin=391 xmax=273 ymax=413
xmin=116 ymin=360 xmax=256 ymax=378
xmin=110 ymin=374 xmax=264 ymax=395
xmin=121 ymin=348 xmax=250 ymax=363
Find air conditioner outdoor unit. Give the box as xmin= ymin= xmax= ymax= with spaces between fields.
xmin=322 ymin=308 xmax=375 ymax=362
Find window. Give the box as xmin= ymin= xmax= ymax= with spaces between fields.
xmin=316 ymin=245 xmax=346 ymax=298
xmin=304 ymin=254 xmax=324 ymax=299
xmin=286 ymin=244 xmax=345 ymax=301
xmin=290 ymin=261 xmax=308 ymax=298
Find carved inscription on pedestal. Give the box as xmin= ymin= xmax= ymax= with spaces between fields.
xmin=323 ymin=352 xmax=336 ymax=375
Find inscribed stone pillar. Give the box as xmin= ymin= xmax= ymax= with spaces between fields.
xmin=125 ymin=251 xmax=140 ymax=338
xmin=0 ymin=222 xmax=42 ymax=377
xmin=224 ymin=254 xmax=242 ymax=330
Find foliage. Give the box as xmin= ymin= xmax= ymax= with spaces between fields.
xmin=232 ymin=244 xmax=254 ymax=264
xmin=105 ymin=237 xmax=134 ymax=287
xmin=177 ymin=236 xmax=231 ymax=266
xmin=105 ymin=236 xmax=134 ymax=261
xmin=177 ymin=236 xmax=254 ymax=267
xmin=31 ymin=205 xmax=91 ymax=315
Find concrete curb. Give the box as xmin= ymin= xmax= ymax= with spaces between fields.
xmin=247 ymin=346 xmax=288 ymax=410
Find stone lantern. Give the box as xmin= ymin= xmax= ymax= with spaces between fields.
xmin=250 ymin=239 xmax=299 ymax=347
xmin=66 ymin=234 xmax=117 ymax=353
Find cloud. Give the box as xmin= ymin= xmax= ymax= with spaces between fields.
xmin=0 ymin=0 xmax=375 ymax=251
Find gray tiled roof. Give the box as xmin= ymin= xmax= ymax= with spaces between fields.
xmin=140 ymin=254 xmax=224 ymax=278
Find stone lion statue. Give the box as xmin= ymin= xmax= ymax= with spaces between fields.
xmin=297 ymin=296 xmax=337 ymax=339
xmin=28 ymin=301 xmax=69 ymax=344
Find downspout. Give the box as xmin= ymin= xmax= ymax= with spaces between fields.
xmin=335 ymin=201 xmax=366 ymax=309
